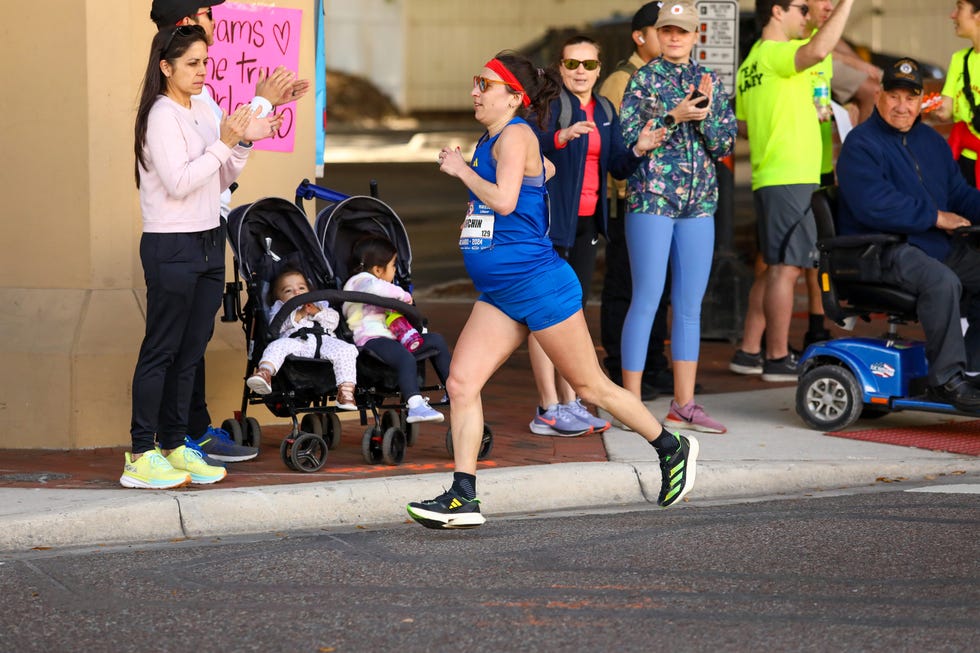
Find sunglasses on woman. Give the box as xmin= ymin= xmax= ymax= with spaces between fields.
xmin=162 ymin=24 xmax=206 ymax=59
xmin=561 ymin=59 xmax=600 ymax=71
xmin=473 ymin=75 xmax=512 ymax=93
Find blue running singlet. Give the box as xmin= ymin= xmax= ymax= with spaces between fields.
xmin=460 ymin=117 xmax=581 ymax=331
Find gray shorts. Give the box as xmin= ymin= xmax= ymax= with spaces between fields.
xmin=754 ymin=184 xmax=818 ymax=268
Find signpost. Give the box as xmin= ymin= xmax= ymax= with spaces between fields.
xmin=693 ymin=0 xmax=748 ymax=342
xmin=693 ymin=0 xmax=740 ymax=96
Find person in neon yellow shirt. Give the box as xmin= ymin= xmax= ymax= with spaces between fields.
xmin=938 ymin=0 xmax=980 ymax=188
xmin=731 ymin=0 xmax=854 ymax=382
xmin=937 ymin=0 xmax=980 ymax=369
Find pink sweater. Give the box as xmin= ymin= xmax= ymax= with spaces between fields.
xmin=342 ymin=272 xmax=414 ymax=346
xmin=138 ymin=95 xmax=250 ymax=233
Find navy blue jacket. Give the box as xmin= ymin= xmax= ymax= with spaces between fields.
xmin=537 ymin=87 xmax=643 ymax=249
xmin=837 ymin=109 xmax=980 ymax=261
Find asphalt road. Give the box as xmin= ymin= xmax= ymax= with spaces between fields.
xmin=3 ymin=485 xmax=977 ymax=652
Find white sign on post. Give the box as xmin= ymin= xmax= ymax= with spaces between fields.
xmin=693 ymin=0 xmax=740 ymax=97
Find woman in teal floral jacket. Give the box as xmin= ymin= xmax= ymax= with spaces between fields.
xmin=618 ymin=0 xmax=736 ymax=434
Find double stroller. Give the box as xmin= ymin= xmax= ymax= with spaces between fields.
xmin=221 ymin=180 xmax=493 ymax=472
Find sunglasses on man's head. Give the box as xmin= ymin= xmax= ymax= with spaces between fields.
xmin=162 ymin=24 xmax=206 ymax=59
xmin=473 ymin=75 xmax=512 ymax=93
xmin=561 ymin=59 xmax=600 ymax=71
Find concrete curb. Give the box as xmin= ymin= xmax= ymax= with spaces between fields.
xmin=0 ymin=490 xmax=185 ymax=551
xmin=4 ymin=457 xmax=979 ymax=552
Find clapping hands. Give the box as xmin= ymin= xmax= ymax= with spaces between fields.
xmin=219 ymin=104 xmax=256 ymax=148
xmin=255 ymin=65 xmax=310 ymax=107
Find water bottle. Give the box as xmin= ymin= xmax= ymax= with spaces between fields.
xmin=385 ymin=311 xmax=422 ymax=352
xmin=812 ymin=71 xmax=832 ymax=122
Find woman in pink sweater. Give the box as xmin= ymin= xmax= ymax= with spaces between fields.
xmin=122 ymin=25 xmax=255 ymax=490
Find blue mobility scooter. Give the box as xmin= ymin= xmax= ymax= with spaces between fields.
xmin=795 ymin=187 xmax=980 ymax=431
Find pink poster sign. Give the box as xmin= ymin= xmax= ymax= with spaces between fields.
xmin=207 ymin=2 xmax=303 ymax=152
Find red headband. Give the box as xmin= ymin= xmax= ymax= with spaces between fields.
xmin=485 ymin=58 xmax=531 ymax=108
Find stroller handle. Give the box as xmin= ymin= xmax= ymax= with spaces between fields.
xmin=295 ymin=179 xmax=349 ymax=206
xmin=294 ymin=179 xmax=381 ymax=209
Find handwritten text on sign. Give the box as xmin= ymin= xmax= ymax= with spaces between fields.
xmin=208 ymin=2 xmax=303 ymax=153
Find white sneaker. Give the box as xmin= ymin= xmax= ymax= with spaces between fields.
xmin=406 ymin=398 xmax=444 ymax=423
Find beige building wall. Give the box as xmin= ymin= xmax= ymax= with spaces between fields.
xmin=0 ymin=0 xmax=317 ymax=449
xmin=396 ymin=0 xmax=965 ymax=112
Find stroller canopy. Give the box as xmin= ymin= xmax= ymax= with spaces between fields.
xmin=314 ymin=196 xmax=413 ymax=289
xmin=227 ymin=197 xmax=335 ymax=292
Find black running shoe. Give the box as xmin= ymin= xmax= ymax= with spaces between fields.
xmin=657 ymin=434 xmax=699 ymax=508
xmin=406 ymin=489 xmax=486 ymax=529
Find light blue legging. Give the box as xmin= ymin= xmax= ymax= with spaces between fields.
xmin=622 ymin=213 xmax=714 ymax=371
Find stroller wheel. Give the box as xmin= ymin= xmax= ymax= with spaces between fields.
xmin=244 ymin=417 xmax=262 ymax=449
xmin=381 ymin=409 xmax=400 ymax=432
xmin=478 ymin=426 xmax=494 ymax=460
xmin=289 ymin=433 xmax=328 ymax=472
xmin=361 ymin=426 xmax=384 ymax=465
xmin=300 ymin=413 xmax=323 ymax=437
xmin=406 ymin=423 xmax=420 ymax=447
xmin=322 ymin=413 xmax=343 ymax=450
xmin=221 ymin=418 xmax=244 ymax=445
xmin=381 ymin=427 xmax=406 ymax=465
xmin=398 ymin=412 xmax=420 ymax=447
xmin=445 ymin=425 xmax=494 ymax=461
xmin=280 ymin=436 xmax=298 ymax=471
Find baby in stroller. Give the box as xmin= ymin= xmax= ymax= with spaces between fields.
xmin=247 ymin=265 xmax=359 ymax=409
xmin=343 ymin=234 xmax=451 ymax=423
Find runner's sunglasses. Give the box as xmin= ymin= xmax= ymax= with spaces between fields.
xmin=561 ymin=59 xmax=600 ymax=71
xmin=473 ymin=76 xmax=512 ymax=92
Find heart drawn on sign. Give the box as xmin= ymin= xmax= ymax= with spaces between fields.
xmin=273 ymin=22 xmax=291 ymax=55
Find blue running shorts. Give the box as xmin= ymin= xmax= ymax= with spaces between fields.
xmin=478 ymin=260 xmax=582 ymax=331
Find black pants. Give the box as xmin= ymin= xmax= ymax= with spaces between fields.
xmin=131 ymin=226 xmax=225 ymax=453
xmin=881 ymin=239 xmax=980 ymax=385
xmin=186 ymin=346 xmax=211 ymax=438
xmin=362 ymin=332 xmax=451 ymax=399
xmin=600 ymin=200 xmax=669 ymax=382
xmin=555 ymin=211 xmax=600 ymax=310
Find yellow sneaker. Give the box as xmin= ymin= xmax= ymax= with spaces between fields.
xmin=120 ymin=450 xmax=190 ymax=489
xmin=165 ymin=445 xmax=227 ymax=485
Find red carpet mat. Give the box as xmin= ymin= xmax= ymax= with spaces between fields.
xmin=827 ymin=420 xmax=980 ymax=456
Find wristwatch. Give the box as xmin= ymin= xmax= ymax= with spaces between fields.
xmin=663 ymin=113 xmax=676 ymax=128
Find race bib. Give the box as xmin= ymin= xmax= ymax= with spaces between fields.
xmin=459 ymin=200 xmax=495 ymax=251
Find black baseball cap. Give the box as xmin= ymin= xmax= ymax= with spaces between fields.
xmin=631 ymin=1 xmax=663 ymax=32
xmin=150 ymin=0 xmax=224 ymax=29
xmin=882 ymin=57 xmax=923 ymax=93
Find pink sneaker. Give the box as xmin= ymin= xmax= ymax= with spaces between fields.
xmin=663 ymin=400 xmax=727 ymax=434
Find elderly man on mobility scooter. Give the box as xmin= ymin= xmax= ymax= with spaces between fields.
xmin=827 ymin=57 xmax=980 ymax=419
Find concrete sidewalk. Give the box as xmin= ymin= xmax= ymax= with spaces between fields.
xmin=3 ymin=387 xmax=978 ymax=553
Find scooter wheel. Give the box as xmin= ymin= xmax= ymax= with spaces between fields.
xmin=796 ymin=365 xmax=863 ymax=431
